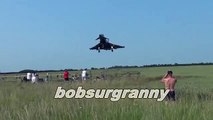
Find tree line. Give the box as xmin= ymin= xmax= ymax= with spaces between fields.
xmin=1 ymin=62 xmax=213 ymax=74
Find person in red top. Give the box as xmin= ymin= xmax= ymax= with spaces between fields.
xmin=64 ymin=70 xmax=69 ymax=81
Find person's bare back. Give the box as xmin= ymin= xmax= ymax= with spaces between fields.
xmin=163 ymin=77 xmax=176 ymax=91
xmin=161 ymin=71 xmax=177 ymax=101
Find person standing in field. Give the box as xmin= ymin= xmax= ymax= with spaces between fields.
xmin=81 ymin=69 xmax=87 ymax=81
xmin=31 ymin=73 xmax=38 ymax=84
xmin=161 ymin=70 xmax=177 ymax=101
xmin=27 ymin=72 xmax=32 ymax=81
xmin=64 ymin=70 xmax=69 ymax=81
xmin=45 ymin=73 xmax=49 ymax=81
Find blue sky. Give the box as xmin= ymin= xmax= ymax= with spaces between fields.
xmin=0 ymin=0 xmax=213 ymax=72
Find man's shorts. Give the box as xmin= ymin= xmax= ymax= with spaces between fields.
xmin=167 ymin=91 xmax=176 ymax=101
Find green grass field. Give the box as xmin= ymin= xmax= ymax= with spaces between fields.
xmin=0 ymin=65 xmax=213 ymax=120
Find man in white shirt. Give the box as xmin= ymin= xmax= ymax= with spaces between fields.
xmin=81 ymin=69 xmax=87 ymax=81
xmin=31 ymin=73 xmax=38 ymax=83
xmin=27 ymin=72 xmax=32 ymax=81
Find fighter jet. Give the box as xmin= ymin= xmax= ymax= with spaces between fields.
xmin=90 ymin=34 xmax=125 ymax=52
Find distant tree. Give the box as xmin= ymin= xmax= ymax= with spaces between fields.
xmin=91 ymin=67 xmax=98 ymax=70
xmin=19 ymin=69 xmax=35 ymax=73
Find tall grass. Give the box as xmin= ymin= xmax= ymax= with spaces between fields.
xmin=0 ymin=65 xmax=213 ymax=120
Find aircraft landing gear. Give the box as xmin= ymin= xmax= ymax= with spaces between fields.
xmin=111 ymin=46 xmax=114 ymax=52
xmin=98 ymin=47 xmax=100 ymax=53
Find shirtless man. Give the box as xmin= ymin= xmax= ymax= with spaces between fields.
xmin=161 ymin=71 xmax=177 ymax=101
